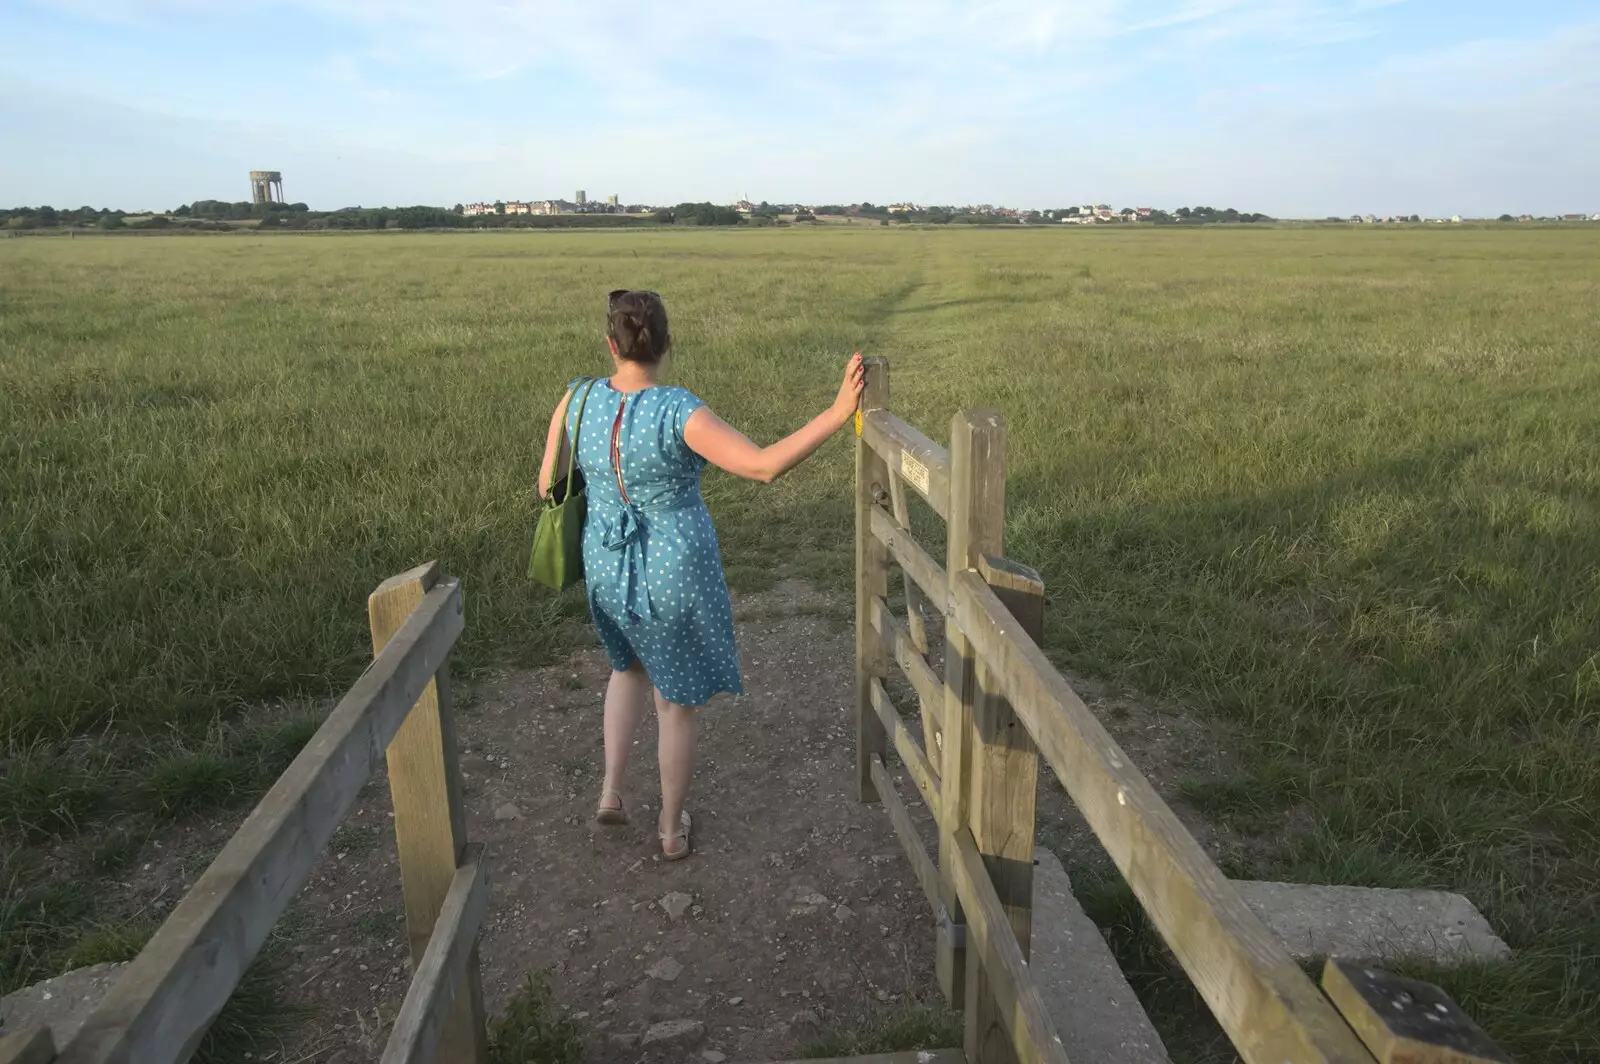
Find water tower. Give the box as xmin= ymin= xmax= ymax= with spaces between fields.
xmin=250 ymin=171 xmax=285 ymax=205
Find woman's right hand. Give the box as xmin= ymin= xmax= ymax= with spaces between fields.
xmin=832 ymin=351 xmax=866 ymax=423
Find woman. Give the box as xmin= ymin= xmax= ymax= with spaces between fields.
xmin=537 ymin=289 xmax=865 ymax=860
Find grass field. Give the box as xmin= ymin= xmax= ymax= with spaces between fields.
xmin=3 ymin=225 xmax=1598 ymax=1060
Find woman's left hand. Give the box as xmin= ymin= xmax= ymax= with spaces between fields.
xmin=832 ymin=351 xmax=866 ymax=422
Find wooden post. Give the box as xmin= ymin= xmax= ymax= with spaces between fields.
xmin=1322 ymin=959 xmax=1512 ymax=1064
xmin=856 ymin=358 xmax=892 ymax=802
xmin=369 ymin=562 xmax=487 ymax=1064
xmin=964 ymin=555 xmax=1044 ymax=1064
xmin=0 ymin=1028 xmax=56 ymax=1064
xmin=937 ymin=409 xmax=1007 ymax=1010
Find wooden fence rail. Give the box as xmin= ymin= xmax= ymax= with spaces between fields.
xmin=5 ymin=562 xmax=488 ymax=1064
xmin=851 ymin=357 xmax=1508 ymax=1064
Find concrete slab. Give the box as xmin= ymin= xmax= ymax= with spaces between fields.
xmin=1030 ymin=848 xmax=1170 ymax=1064
xmin=1232 ymin=881 xmax=1511 ymax=966
xmin=0 ymin=963 xmax=125 ymax=1048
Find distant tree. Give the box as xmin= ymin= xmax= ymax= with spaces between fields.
xmin=494 ymin=201 xmax=506 ymax=215
xmin=258 ymin=214 xmax=281 ymax=229
xmin=925 ymin=208 xmax=953 ymax=224
xmin=395 ymin=206 xmax=468 ymax=229
xmin=792 ymin=211 xmax=817 ymax=222
xmin=653 ymin=208 xmax=676 ymax=224
xmin=1407 ymin=214 xmax=1421 ymax=223
xmin=288 ymin=202 xmax=309 ymax=213
xmin=672 ymin=202 xmax=743 ymax=226
xmin=174 ymin=204 xmax=192 ymax=217
xmin=1497 ymin=214 xmax=1514 ymax=222
xmin=452 ymin=203 xmax=465 ymax=214
xmin=99 ymin=213 xmax=124 ymax=230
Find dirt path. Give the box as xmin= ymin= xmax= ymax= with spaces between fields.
xmin=274 ymin=581 xmax=945 ymax=1062
xmin=104 ymin=580 xmax=1256 ymax=1063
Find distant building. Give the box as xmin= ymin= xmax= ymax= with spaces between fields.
xmin=575 ymin=190 xmax=587 ymax=206
xmin=607 ymin=194 xmax=619 ymax=206
xmin=1517 ymin=215 xmax=1534 ymax=222
xmin=1136 ymin=207 xmax=1153 ymax=219
xmin=1561 ymin=213 xmax=1588 ymax=221
xmin=1451 ymin=214 xmax=1462 ymax=223
xmin=463 ymin=202 xmax=495 ymax=216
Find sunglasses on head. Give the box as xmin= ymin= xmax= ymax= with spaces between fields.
xmin=608 ymin=289 xmax=661 ymax=311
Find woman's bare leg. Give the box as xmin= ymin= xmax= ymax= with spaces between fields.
xmin=655 ymin=691 xmax=699 ymax=855
xmin=600 ymin=661 xmax=651 ymax=811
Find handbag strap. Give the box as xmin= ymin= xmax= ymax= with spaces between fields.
xmin=609 ymin=395 xmax=631 ymax=505
xmin=561 ymin=377 xmax=598 ymax=489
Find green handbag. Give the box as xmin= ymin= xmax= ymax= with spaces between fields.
xmin=529 ymin=378 xmax=599 ymax=589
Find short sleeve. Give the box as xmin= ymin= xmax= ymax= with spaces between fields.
xmin=670 ymin=388 xmax=705 ymax=442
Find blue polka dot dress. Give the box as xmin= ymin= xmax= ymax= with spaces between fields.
xmin=566 ymin=377 xmax=744 ymax=706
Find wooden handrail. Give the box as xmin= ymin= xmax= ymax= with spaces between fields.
xmin=58 ymin=576 xmax=465 ymax=1064
xmin=950 ymin=567 xmax=1374 ymax=1064
xmin=0 ymin=1029 xmax=55 ymax=1064
xmin=950 ymin=828 xmax=1068 ymax=1064
xmin=380 ymin=852 xmax=491 ymax=1064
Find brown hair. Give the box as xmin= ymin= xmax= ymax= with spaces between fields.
xmin=607 ymin=289 xmax=671 ymax=363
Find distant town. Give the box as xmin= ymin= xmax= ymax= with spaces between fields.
xmin=2 ymin=174 xmax=1596 ymax=233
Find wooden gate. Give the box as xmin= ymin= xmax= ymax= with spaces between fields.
xmin=852 ymin=357 xmax=1508 ymax=1064
xmin=0 ymin=562 xmax=489 ymax=1064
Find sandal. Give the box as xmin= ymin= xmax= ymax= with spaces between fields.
xmin=660 ymin=810 xmax=692 ymax=861
xmin=595 ymin=790 xmax=628 ymax=826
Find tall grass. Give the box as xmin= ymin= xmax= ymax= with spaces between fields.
xmin=3 ymin=226 xmax=1598 ymax=1058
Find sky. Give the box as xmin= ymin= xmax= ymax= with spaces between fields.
xmin=1 ymin=1 xmax=1597 ymax=217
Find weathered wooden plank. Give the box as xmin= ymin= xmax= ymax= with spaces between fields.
xmin=0 ymin=1028 xmax=56 ymax=1064
xmin=370 ymin=564 xmax=487 ymax=1064
xmin=57 ymin=576 xmax=465 ymax=1064
xmin=951 ymin=829 xmax=1071 ymax=1064
xmin=870 ymin=596 xmax=944 ymax=722
xmin=869 ymin=677 xmax=941 ymax=813
xmin=1321 ymin=959 xmax=1512 ymax=1064
xmin=936 ymin=408 xmax=1007 ymax=1011
xmin=868 ymin=755 xmax=941 ymax=916
xmin=861 ymin=408 xmax=952 ymax=521
xmin=380 ymin=855 xmax=491 ymax=1064
xmin=869 ymin=501 xmax=948 ymax=752
xmin=951 ymin=568 xmax=1374 ymax=1064
xmin=965 ymin=556 xmax=1045 ymax=1064
xmin=881 ymin=480 xmax=936 ymax=654
xmin=856 ymin=359 xmax=893 ymax=803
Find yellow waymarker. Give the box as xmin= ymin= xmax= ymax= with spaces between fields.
xmin=855 ymin=408 xmax=863 ymax=436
